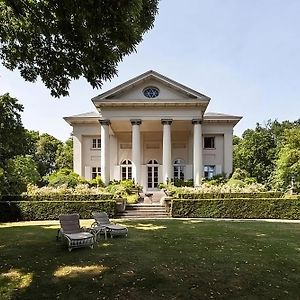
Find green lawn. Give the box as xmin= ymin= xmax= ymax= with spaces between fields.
xmin=1 ymin=219 xmax=300 ymax=300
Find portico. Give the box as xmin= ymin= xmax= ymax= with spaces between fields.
xmin=64 ymin=70 xmax=242 ymax=191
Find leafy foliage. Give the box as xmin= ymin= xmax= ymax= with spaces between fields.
xmin=0 ymin=200 xmax=116 ymax=221
xmin=234 ymin=119 xmax=300 ymax=186
xmin=0 ymin=0 xmax=159 ymax=97
xmin=5 ymin=155 xmax=40 ymax=194
xmin=172 ymin=198 xmax=300 ymax=219
xmin=26 ymin=183 xmax=106 ymax=196
xmin=35 ymin=133 xmax=63 ymax=177
xmin=45 ymin=168 xmax=85 ymax=188
xmin=0 ymin=93 xmax=27 ymax=167
xmin=55 ymin=137 xmax=73 ymax=170
xmin=272 ymin=128 xmax=300 ymax=191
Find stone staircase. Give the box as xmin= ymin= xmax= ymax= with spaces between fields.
xmin=116 ymin=203 xmax=169 ymax=219
xmin=116 ymin=190 xmax=171 ymax=219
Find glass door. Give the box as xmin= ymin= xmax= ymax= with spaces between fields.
xmin=147 ymin=160 xmax=159 ymax=189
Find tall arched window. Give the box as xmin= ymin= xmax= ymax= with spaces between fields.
xmin=121 ymin=159 xmax=132 ymax=180
xmin=173 ymin=159 xmax=185 ymax=180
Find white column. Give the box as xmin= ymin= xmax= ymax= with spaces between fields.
xmin=162 ymin=119 xmax=173 ymax=184
xmin=223 ymin=130 xmax=233 ymax=177
xmin=131 ymin=119 xmax=142 ymax=184
xmin=192 ymin=119 xmax=203 ymax=187
xmin=99 ymin=119 xmax=110 ymax=185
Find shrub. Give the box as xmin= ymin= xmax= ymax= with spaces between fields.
xmin=171 ymin=197 xmax=300 ymax=219
xmin=166 ymin=182 xmax=268 ymax=195
xmin=1 ymin=194 xmax=116 ymax=202
xmin=176 ymin=192 xmax=285 ymax=199
xmin=0 ymin=200 xmax=116 ymax=222
xmin=26 ymin=184 xmax=106 ymax=195
xmin=105 ymin=180 xmax=141 ymax=203
xmin=45 ymin=168 xmax=87 ymax=187
xmin=88 ymin=176 xmax=105 ymax=188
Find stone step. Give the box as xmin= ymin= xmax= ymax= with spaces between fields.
xmin=117 ymin=204 xmax=169 ymax=219
xmin=117 ymin=215 xmax=169 ymax=219
xmin=125 ymin=206 xmax=165 ymax=211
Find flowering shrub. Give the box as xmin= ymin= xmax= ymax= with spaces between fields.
xmin=26 ymin=183 xmax=106 ymax=196
xmin=165 ymin=181 xmax=267 ymax=195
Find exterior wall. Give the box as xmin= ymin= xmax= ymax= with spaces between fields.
xmin=114 ymin=80 xmax=190 ymax=100
xmin=73 ymin=124 xmax=101 ymax=178
xmin=202 ymin=134 xmax=224 ymax=174
xmin=202 ymin=123 xmax=234 ymax=176
xmin=72 ymin=120 xmax=234 ymax=185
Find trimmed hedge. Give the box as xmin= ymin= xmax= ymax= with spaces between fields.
xmin=0 ymin=194 xmax=115 ymax=201
xmin=171 ymin=198 xmax=300 ymax=219
xmin=0 ymin=200 xmax=116 ymax=222
xmin=175 ymin=192 xmax=285 ymax=199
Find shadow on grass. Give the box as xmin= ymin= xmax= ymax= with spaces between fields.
xmin=0 ymin=221 xmax=170 ymax=299
xmin=1 ymin=219 xmax=300 ymax=299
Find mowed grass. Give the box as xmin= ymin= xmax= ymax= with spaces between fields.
xmin=1 ymin=219 xmax=300 ymax=300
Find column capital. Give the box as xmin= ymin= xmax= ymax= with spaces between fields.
xmin=161 ymin=119 xmax=173 ymax=125
xmin=99 ymin=119 xmax=110 ymax=126
xmin=192 ymin=118 xmax=202 ymax=125
xmin=130 ymin=119 xmax=142 ymax=125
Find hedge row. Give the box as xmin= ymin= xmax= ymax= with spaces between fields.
xmin=171 ymin=198 xmax=300 ymax=219
xmin=0 ymin=194 xmax=115 ymax=202
xmin=0 ymin=200 xmax=116 ymax=222
xmin=175 ymin=192 xmax=285 ymax=199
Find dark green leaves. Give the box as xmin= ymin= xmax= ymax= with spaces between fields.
xmin=0 ymin=0 xmax=159 ymax=97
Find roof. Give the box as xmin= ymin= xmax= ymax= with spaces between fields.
xmin=63 ymin=111 xmax=101 ymax=125
xmin=92 ymin=70 xmax=211 ymax=103
xmin=204 ymin=112 xmax=242 ymax=126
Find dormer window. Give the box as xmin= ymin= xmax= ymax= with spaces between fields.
xmin=143 ymin=86 xmax=160 ymax=98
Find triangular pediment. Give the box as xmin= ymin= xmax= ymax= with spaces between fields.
xmin=92 ymin=70 xmax=210 ymax=105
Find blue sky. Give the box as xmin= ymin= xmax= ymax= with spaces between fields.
xmin=1 ymin=0 xmax=300 ymax=141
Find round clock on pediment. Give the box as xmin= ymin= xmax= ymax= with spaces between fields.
xmin=143 ymin=86 xmax=160 ymax=98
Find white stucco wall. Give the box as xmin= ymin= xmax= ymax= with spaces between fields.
xmin=71 ymin=120 xmax=234 ymax=183
xmin=113 ymin=80 xmax=191 ymax=100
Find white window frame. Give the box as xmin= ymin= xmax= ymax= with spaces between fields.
xmin=173 ymin=159 xmax=185 ymax=180
xmin=203 ymin=136 xmax=215 ymax=149
xmin=121 ymin=160 xmax=132 ymax=180
xmin=91 ymin=167 xmax=101 ymax=179
xmin=204 ymin=165 xmax=216 ymax=179
xmin=91 ymin=138 xmax=101 ymax=150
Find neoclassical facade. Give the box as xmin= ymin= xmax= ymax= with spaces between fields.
xmin=64 ymin=71 xmax=242 ymax=191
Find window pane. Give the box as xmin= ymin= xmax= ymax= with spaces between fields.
xmin=204 ymin=137 xmax=215 ymax=149
xmin=92 ymin=139 xmax=96 ymax=148
xmin=97 ymin=139 xmax=101 ymax=148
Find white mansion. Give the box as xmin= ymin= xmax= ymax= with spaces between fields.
xmin=64 ymin=71 xmax=242 ymax=191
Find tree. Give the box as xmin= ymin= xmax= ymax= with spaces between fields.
xmin=233 ymin=123 xmax=277 ymax=183
xmin=0 ymin=93 xmax=27 ymax=167
xmin=234 ymin=119 xmax=300 ymax=186
xmin=6 ymin=155 xmax=40 ymax=194
xmin=0 ymin=167 xmax=6 ymax=195
xmin=0 ymin=0 xmax=159 ymax=97
xmin=272 ymin=128 xmax=300 ymax=191
xmin=55 ymin=137 xmax=73 ymax=170
xmin=35 ymin=133 xmax=63 ymax=177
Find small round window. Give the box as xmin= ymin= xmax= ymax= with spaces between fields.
xmin=143 ymin=86 xmax=160 ymax=98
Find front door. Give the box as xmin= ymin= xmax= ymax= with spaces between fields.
xmin=147 ymin=160 xmax=159 ymax=189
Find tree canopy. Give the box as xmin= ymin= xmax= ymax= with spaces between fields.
xmin=272 ymin=128 xmax=300 ymax=191
xmin=233 ymin=119 xmax=300 ymax=191
xmin=0 ymin=93 xmax=27 ymax=166
xmin=0 ymin=0 xmax=159 ymax=97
